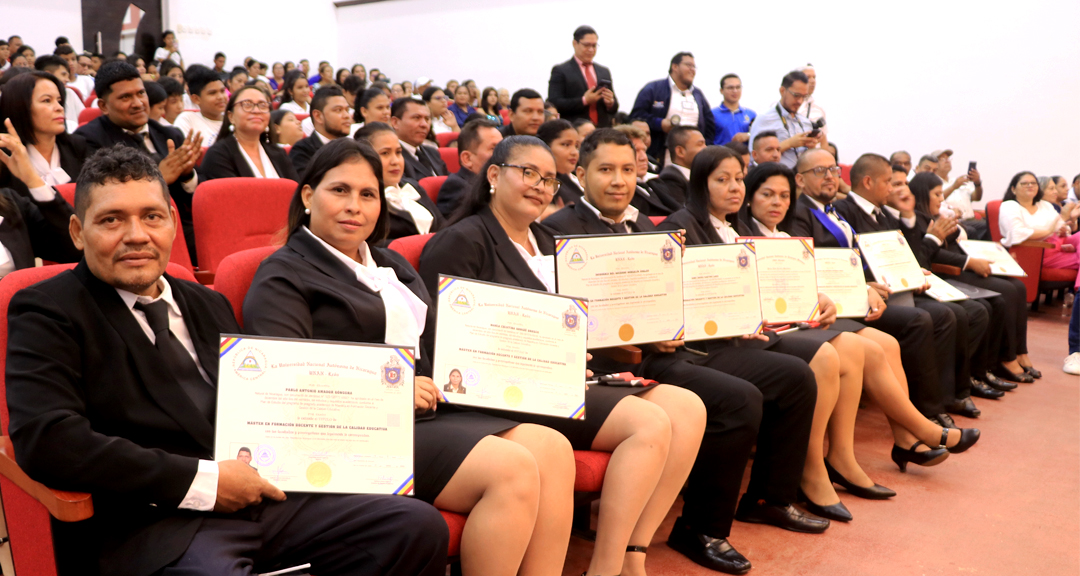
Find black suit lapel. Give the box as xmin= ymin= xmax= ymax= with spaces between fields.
xmin=0 ymin=212 xmax=31 ymax=269
xmin=169 ymin=277 xmax=223 ymax=387
xmin=479 ymin=207 xmax=549 ymax=291
xmin=71 ymin=262 xmax=214 ymax=449
xmin=57 ymin=137 xmax=82 ymax=179
xmin=288 ymin=229 xmax=378 ymax=293
xmin=226 ymin=138 xmax=256 ymax=178
xmin=571 ymin=200 xmax=617 ymax=235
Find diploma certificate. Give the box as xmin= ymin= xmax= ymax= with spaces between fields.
xmin=432 ymin=276 xmax=588 ymax=419
xmin=216 ymin=335 xmax=415 ymax=495
xmin=925 ymin=274 xmax=969 ymax=302
xmin=554 ymin=232 xmax=685 ymax=347
xmin=752 ymin=237 xmax=820 ymax=323
xmin=815 ymin=248 xmax=870 ymax=318
xmin=682 ymin=243 xmax=763 ymax=340
xmin=857 ymin=230 xmax=925 ymax=292
xmin=957 ymin=240 xmax=1027 ymax=277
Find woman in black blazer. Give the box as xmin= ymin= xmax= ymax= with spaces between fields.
xmin=419 ymin=135 xmax=707 ymax=576
xmin=0 ymin=72 xmax=87 ymax=197
xmin=354 ymin=123 xmax=445 ymax=243
xmin=198 ymin=86 xmax=300 ymax=182
xmin=537 ymin=119 xmax=585 ymax=207
xmin=243 ymin=138 xmax=576 ymax=576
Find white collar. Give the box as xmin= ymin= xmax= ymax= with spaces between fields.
xmin=802 ymin=194 xmax=825 ymax=210
xmin=708 ymin=213 xmax=738 ymax=243
xmin=399 ymin=139 xmax=418 ymax=156
xmin=580 ymin=196 xmax=640 ymax=226
xmin=125 ymin=123 xmax=151 ymax=137
xmin=116 ymin=276 xmax=180 ymax=316
xmin=315 ymin=130 xmax=333 ymax=145
xmin=849 ymin=191 xmax=879 ymax=216
xmin=672 ymin=163 xmax=691 ymax=181
xmin=668 ymin=75 xmax=692 ymax=95
xmin=303 ymin=225 xmax=372 ymax=269
xmin=752 ymin=217 xmax=786 ymax=237
xmin=883 ymin=205 xmax=900 ymax=219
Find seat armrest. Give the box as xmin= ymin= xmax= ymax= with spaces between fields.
xmin=0 ymin=436 xmax=93 ymax=522
xmin=930 ymin=263 xmax=962 ymax=276
xmin=194 ymin=270 xmax=216 ymax=285
xmin=1016 ymin=240 xmax=1054 ymax=250
xmin=590 ymin=346 xmax=642 ymax=365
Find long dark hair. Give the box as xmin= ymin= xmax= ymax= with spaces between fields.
xmin=740 ymin=162 xmax=797 ymax=234
xmin=686 ymin=145 xmax=745 ymax=225
xmin=480 ymin=86 xmax=501 ymax=115
xmin=287 ymin=138 xmax=390 ymax=242
xmin=1003 ymin=171 xmax=1042 ymax=204
xmin=219 ymin=85 xmax=272 ymax=143
xmin=449 ymin=135 xmax=553 ymax=224
xmin=280 ymin=70 xmax=306 ymax=103
xmin=908 ymin=172 xmax=944 ymax=216
xmin=269 ymin=109 xmax=293 ymax=145
xmin=0 ymin=71 xmax=68 ymax=145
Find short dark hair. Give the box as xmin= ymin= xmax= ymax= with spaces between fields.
xmin=421 ymin=85 xmax=442 ymax=102
xmin=238 ymin=447 xmax=251 ymax=455
xmin=342 ymin=74 xmax=365 ymax=97
xmin=353 ymin=121 xmax=395 ymax=145
xmin=280 ymin=69 xmax=307 ymax=103
xmin=720 ymin=73 xmax=740 ymax=89
xmin=0 ymin=72 xmax=67 ymax=145
xmin=144 ymin=81 xmax=167 ymax=106
xmin=665 ymin=125 xmax=699 ymax=155
xmin=752 ymin=130 xmax=779 ymax=150
xmin=287 ymin=138 xmax=389 ymax=241
xmin=741 ymin=162 xmax=797 ymax=233
xmin=53 ymin=45 xmax=75 ymax=57
xmin=573 ymin=25 xmax=597 ymax=41
xmin=781 ymin=71 xmax=809 ymax=89
xmin=158 ymin=59 xmax=181 ymax=78
xmin=686 ymin=146 xmax=745 ymax=222
xmin=536 ymin=119 xmax=574 ymax=146
xmin=185 ymin=64 xmax=223 ymax=97
xmin=909 ymin=172 xmax=945 ymax=215
xmin=95 ymin=60 xmax=141 ymax=99
xmin=724 ymin=141 xmax=749 ymax=156
xmin=390 ymin=96 xmax=425 ymax=119
xmin=75 ymin=145 xmax=169 ymax=220
xmin=849 ymin=153 xmax=890 ymax=190
xmin=891 ymin=163 xmax=907 ymax=174
xmin=669 ymin=52 xmax=693 ymax=73
xmin=157 ymin=76 xmax=184 ymax=98
xmin=220 ymin=85 xmax=272 ymax=142
xmin=457 ymin=118 xmax=501 ymax=159
xmin=509 ymin=88 xmax=543 ymax=112
xmin=214 ymin=52 xmax=226 ymax=60
xmin=1003 ymin=171 xmax=1042 ymax=203
xmin=451 ymin=135 xmax=553 ymax=224
xmin=161 ymin=30 xmax=175 ymax=42
xmin=578 ymin=128 xmax=633 ymax=171
xmin=34 ymin=55 xmax=68 ymax=75
xmin=55 ymin=36 xmax=69 ymax=47
xmin=310 ymin=85 xmax=344 ymax=115
xmin=571 ymin=117 xmax=594 ymax=130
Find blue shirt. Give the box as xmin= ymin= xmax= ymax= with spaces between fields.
xmin=448 ymin=104 xmax=476 ymax=128
xmin=711 ymin=104 xmax=756 ymax=145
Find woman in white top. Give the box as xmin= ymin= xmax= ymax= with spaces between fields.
xmin=422 ymin=87 xmax=460 ymax=138
xmin=153 ymin=30 xmax=183 ymax=67
xmin=269 ymin=110 xmax=304 ymax=147
xmin=278 ymin=70 xmax=310 ymax=115
xmin=999 ymin=171 xmax=1079 ymax=289
xmin=198 ymin=86 xmax=299 ymax=182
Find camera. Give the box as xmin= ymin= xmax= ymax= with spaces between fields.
xmin=808 ymin=117 xmax=826 ymax=138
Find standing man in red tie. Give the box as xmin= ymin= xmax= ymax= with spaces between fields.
xmin=548 ymin=25 xmax=619 ymax=127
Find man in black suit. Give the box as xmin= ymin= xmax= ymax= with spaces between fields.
xmin=5 ymin=146 xmax=448 ymax=576
xmin=390 ymin=98 xmax=447 ymax=181
xmin=75 ymin=60 xmax=203 ymax=264
xmin=436 ymin=118 xmax=502 ymax=217
xmin=289 ymin=85 xmax=352 ymax=175
xmin=547 ymin=25 xmax=618 ymax=128
xmin=499 ymin=89 xmax=546 ymax=137
xmin=646 ymin=125 xmax=706 ymax=210
xmin=612 ymin=124 xmax=680 ymax=216
xmin=544 ymin=129 xmax=825 ymax=574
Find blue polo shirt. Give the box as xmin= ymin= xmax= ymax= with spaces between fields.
xmin=711 ymin=104 xmax=756 ymax=145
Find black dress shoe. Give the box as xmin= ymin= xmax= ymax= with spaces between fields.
xmin=796 ymin=489 xmax=853 ymax=522
xmin=825 ymin=460 xmax=896 ymax=499
xmin=931 ymin=413 xmax=957 ymax=429
xmin=983 ymin=372 xmax=1017 ymax=392
xmin=992 ymin=364 xmax=1034 ymax=384
xmin=1022 ymin=365 xmax=1042 ymax=379
xmin=944 ymin=427 xmax=981 ymax=454
xmin=945 ymin=396 xmax=981 ymax=418
xmin=734 ymin=497 xmax=830 ymax=533
xmin=666 ymin=519 xmax=752 ymax=575
xmin=970 ymin=379 xmax=1005 ymax=399
xmin=890 ymin=442 xmax=949 ymax=472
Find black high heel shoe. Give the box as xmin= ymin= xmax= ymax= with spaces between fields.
xmin=993 ymin=364 xmax=1034 ymax=384
xmin=942 ymin=427 xmax=981 ymax=454
xmin=796 ymin=488 xmax=853 ymax=522
xmin=825 ymin=460 xmax=896 ymax=499
xmin=1022 ymin=365 xmax=1042 ymax=379
xmin=891 ymin=441 xmax=949 ymax=472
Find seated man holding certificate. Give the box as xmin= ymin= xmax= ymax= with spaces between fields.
xmin=5 ymin=146 xmax=448 ymax=576
xmin=420 ymin=135 xmax=709 ymax=576
xmin=243 ymin=139 xmax=577 ymax=576
xmin=907 ymin=171 xmax=1037 ymax=386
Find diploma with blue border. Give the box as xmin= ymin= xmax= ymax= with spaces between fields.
xmin=682 ymin=243 xmax=763 ymax=340
xmin=751 ymin=237 xmax=821 ymax=323
xmin=215 ymin=335 xmax=416 ymax=496
xmin=857 ymin=230 xmax=925 ymax=293
xmin=815 ymin=247 xmax=871 ymax=318
xmin=432 ymin=276 xmax=588 ymax=419
xmin=554 ymin=231 xmax=685 ymax=348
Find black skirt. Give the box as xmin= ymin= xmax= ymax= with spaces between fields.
xmin=413 ymin=409 xmax=519 ymax=502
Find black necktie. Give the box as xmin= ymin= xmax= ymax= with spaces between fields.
xmin=873 ymin=208 xmax=886 ymax=227
xmin=416 ymin=147 xmax=436 ymax=176
xmin=606 ymin=221 xmax=627 ymax=234
xmin=135 ymin=300 xmax=215 ymax=420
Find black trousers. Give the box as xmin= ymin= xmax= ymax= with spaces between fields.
xmin=919 ymin=297 xmax=988 ymax=400
xmin=859 ymin=304 xmax=951 ymax=417
xmin=157 ymin=493 xmax=448 ymax=575
xmin=954 ymin=272 xmax=1029 ymax=358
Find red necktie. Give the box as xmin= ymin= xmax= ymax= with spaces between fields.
xmin=583 ymin=63 xmax=599 ymax=124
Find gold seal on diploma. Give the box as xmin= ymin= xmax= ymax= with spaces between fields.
xmin=775 ymin=298 xmax=787 ymax=314
xmin=504 ymin=386 xmax=524 ymax=408
xmin=704 ymin=321 xmax=718 ymax=336
xmin=901 ymin=278 xmax=909 ymax=287
xmin=307 ymin=462 xmax=332 ymax=487
xmin=835 ymin=303 xmax=844 ymax=315
xmin=619 ymin=324 xmax=635 ymax=341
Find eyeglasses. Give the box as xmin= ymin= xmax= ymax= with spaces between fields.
xmin=786 ymin=89 xmax=808 ymax=100
xmin=577 ymin=42 xmax=598 ymax=50
xmin=800 ymin=166 xmax=842 ymax=177
xmin=499 ymin=164 xmax=561 ymax=193
xmin=1016 ymin=181 xmax=1039 ymax=188
xmin=236 ymin=100 xmax=270 ymax=112
xmin=431 ymin=95 xmax=447 ymax=101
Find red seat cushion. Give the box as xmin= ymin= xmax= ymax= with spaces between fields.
xmin=440 ymin=510 xmax=467 ymax=557
xmin=193 ymin=178 xmax=295 ymax=274
xmin=439 ymin=148 xmax=460 ymax=174
xmin=77 ymin=107 xmax=102 ymax=126
xmin=387 ymin=234 xmax=434 ymax=271
xmin=213 ymin=246 xmax=279 ymax=327
xmin=573 ymin=450 xmax=611 ymax=492
xmin=418 ymin=176 xmax=447 ymax=204
xmin=436 ymin=132 xmax=459 ymax=147
xmin=1042 ymin=267 xmax=1078 ymax=283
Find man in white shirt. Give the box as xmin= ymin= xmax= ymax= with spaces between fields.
xmin=56 ymin=45 xmax=94 ymax=100
xmin=931 ymin=148 xmax=989 ymax=239
xmin=173 ymin=65 xmax=228 ymax=147
xmin=748 ymin=71 xmax=823 ymax=168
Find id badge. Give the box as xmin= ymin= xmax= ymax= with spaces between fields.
xmin=681 ymin=100 xmax=695 ymax=111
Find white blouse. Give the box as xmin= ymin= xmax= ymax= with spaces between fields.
xmin=27 ymin=144 xmax=71 ymax=186
xmin=279 ymin=101 xmax=309 ymax=115
xmin=998 ymin=200 xmax=1065 ymax=247
xmin=511 ymin=229 xmax=556 ymax=292
xmin=709 ymin=214 xmax=739 ymax=244
xmin=385 ymin=183 xmax=434 ymax=234
xmin=237 ymin=142 xmax=279 ymax=179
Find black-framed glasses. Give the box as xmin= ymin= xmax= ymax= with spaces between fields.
xmin=499 ymin=164 xmax=561 ymax=193
xmin=800 ymin=166 xmax=842 ymax=177
xmin=236 ymin=100 xmax=271 ymax=112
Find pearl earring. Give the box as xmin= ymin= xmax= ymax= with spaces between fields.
xmin=304 ymin=208 xmax=311 ymax=215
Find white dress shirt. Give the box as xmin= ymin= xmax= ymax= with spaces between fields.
xmin=64 ymin=87 xmax=84 ymax=134
xmin=709 ymin=214 xmax=739 ymax=244
xmin=173 ymin=111 xmax=223 ymax=147
xmin=748 ymin=217 xmax=789 ymax=238
xmin=511 ymin=229 xmax=556 ymax=292
xmin=666 ymin=76 xmax=699 ymax=128
xmin=117 ymin=277 xmax=218 ymax=511
xmin=803 ymin=195 xmax=854 ymax=247
xmin=279 ymin=101 xmax=308 ymax=115
xmin=941 ymin=175 xmax=977 ymax=219
xmin=385 ymin=183 xmax=434 ymax=234
xmin=881 ymin=204 xmax=916 ymax=229
xmin=851 ymin=192 xmax=915 ymax=229
xmin=580 ymin=197 xmax=640 ymax=233
xmin=237 ymin=142 xmax=279 ymax=179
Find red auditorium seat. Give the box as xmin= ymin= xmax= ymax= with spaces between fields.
xmin=83 ymin=91 xmax=96 ymax=108
xmin=649 ymin=216 xmax=665 ymax=226
xmin=295 ymin=113 xmax=310 ymax=122
xmin=987 ymin=199 xmax=1075 ymax=310
xmin=499 ymin=109 xmax=509 ymax=125
xmin=436 ymin=132 xmax=459 ymax=147
xmin=387 ymin=233 xmax=435 ymax=270
xmin=418 ymin=176 xmax=447 ymax=204
xmin=192 ymin=178 xmax=295 ymax=277
xmin=77 ymin=107 xmax=102 ymax=126
xmin=839 ymin=163 xmax=852 ymax=186
xmin=0 ymin=262 xmax=195 ymax=576
xmin=195 ymin=146 xmax=208 ymax=167
xmin=439 ymin=148 xmax=460 ymax=174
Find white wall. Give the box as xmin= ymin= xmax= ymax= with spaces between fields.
xmin=338 ymin=0 xmax=1080 ymax=205
xmin=0 ymin=0 xmax=83 ymax=54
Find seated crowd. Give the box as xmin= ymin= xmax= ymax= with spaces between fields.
xmin=0 ymin=23 xmax=1078 ymax=576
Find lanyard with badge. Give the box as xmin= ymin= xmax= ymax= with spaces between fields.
xmin=775 ymin=104 xmax=809 ymax=153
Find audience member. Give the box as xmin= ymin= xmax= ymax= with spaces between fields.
xmin=647 ymin=125 xmax=706 ymax=208
xmin=890 ymin=150 xmax=913 ymax=175
xmin=34 ymin=54 xmax=84 ymax=133
xmin=547 ymin=25 xmax=618 ymax=128
xmin=572 ymin=118 xmax=595 ymax=138
xmin=479 ymin=86 xmax=502 ymax=123
xmin=390 ymin=82 xmax=405 ymax=100
xmin=630 ymin=51 xmax=716 ymax=160
xmin=390 ymin=98 xmax=447 ymax=180
xmin=724 ymin=140 xmax=751 ymax=171
xmin=144 ymin=80 xmax=168 ymax=124
xmin=796 ymin=64 xmax=826 ymax=133
xmin=711 ymin=73 xmax=755 ymax=145
xmin=751 ymin=130 xmax=782 ymax=166
xmin=0 ymin=70 xmax=87 ymax=193
xmin=154 ymin=30 xmax=183 ymax=67
xmin=436 ymin=118 xmax=502 ymax=217
xmin=289 ymin=85 xmax=351 ymax=175
xmin=536 ymin=119 xmax=583 ymax=205
xmin=55 ymin=44 xmax=93 ymax=99
xmin=609 ymin=124 xmax=675 ymax=216
xmin=999 ymin=171 xmax=1080 ymax=291
xmin=279 ymin=69 xmax=310 ymax=114
xmin=447 ymin=84 xmax=475 ymax=128
xmin=497 ymin=87 xmax=510 ymax=108
xmin=226 ymin=67 xmax=248 ymax=95
xmin=0 ymin=40 xmax=9 ymax=72
xmin=199 ymin=85 xmax=299 ymax=181
xmin=915 ymin=154 xmax=938 ymax=174
xmin=543 ymin=100 xmax=559 ymax=121
xmin=212 ymin=51 xmax=227 ymax=81
xmin=748 ymin=71 xmax=821 ymax=168
xmin=444 ymin=79 xmax=459 ymax=97
xmin=269 ymin=109 xmax=304 ymax=147
xmin=354 ymin=123 xmax=445 ymax=240
xmin=156 ymin=76 xmax=186 ymax=126
xmin=423 ymin=86 xmax=459 ymax=136
xmin=501 ymin=89 xmax=545 ymax=136
xmin=173 ymin=65 xmax=227 ymax=146
xmin=355 ymin=86 xmax=392 ymax=127
xmin=268 ymin=61 xmax=285 ymax=91
xmin=929 ymin=148 xmax=988 ymax=239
